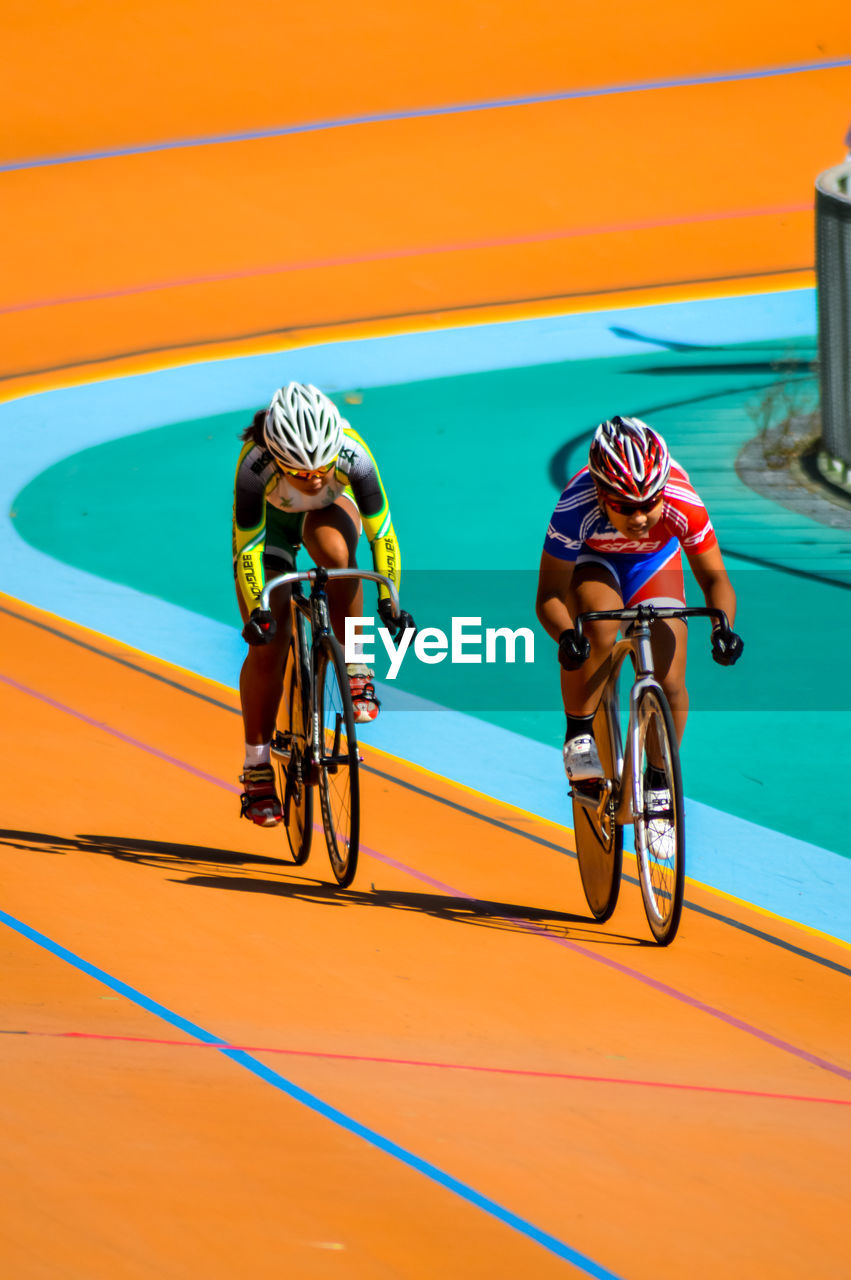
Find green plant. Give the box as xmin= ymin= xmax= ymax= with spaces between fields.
xmin=745 ymin=353 xmax=820 ymax=469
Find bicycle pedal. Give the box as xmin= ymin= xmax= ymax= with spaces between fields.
xmin=570 ymin=779 xmax=604 ymax=797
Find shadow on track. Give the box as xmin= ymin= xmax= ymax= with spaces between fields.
xmin=0 ymin=827 xmax=649 ymax=946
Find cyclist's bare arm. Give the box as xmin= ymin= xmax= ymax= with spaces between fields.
xmin=343 ymin=429 xmax=402 ymax=603
xmin=536 ymin=549 xmax=577 ymax=641
xmin=685 ymin=543 xmax=737 ymax=627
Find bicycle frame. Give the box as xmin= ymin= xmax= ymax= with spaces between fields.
xmin=569 ymin=602 xmax=730 ymax=942
xmin=574 ymin=604 xmax=728 ymax=823
xmin=261 ymin=566 xmax=401 ymax=766
xmin=262 ymin=566 xmax=402 ymax=885
xmin=260 ymin=566 xmax=400 ymax=628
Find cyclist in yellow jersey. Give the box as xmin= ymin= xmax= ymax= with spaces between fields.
xmin=233 ymin=382 xmax=415 ymax=826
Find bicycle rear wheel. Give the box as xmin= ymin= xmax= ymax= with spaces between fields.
xmin=571 ymin=696 xmax=623 ymax=922
xmin=633 ymin=686 xmax=685 ymax=945
xmin=274 ymin=637 xmax=313 ymax=865
xmin=315 ymin=636 xmax=360 ymax=887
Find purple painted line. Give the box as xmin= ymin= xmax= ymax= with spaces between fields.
xmin=5 ymin=669 xmax=848 ymax=1082
xmin=2 ymin=55 xmax=850 ymax=174
xmin=0 ymin=202 xmax=809 ymax=317
xmin=0 ymin=673 xmax=240 ymax=796
xmin=362 ymin=847 xmax=851 ymax=1081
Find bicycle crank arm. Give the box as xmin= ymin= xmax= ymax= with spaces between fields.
xmin=570 ymin=779 xmax=613 ymax=822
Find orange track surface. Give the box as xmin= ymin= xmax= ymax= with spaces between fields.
xmin=2 ymin=600 xmax=849 ymax=1279
xmin=3 ymin=2 xmax=848 ymax=162
xmin=2 ymin=7 xmax=850 ymax=381
xmin=3 ymin=6 xmax=851 ymax=1275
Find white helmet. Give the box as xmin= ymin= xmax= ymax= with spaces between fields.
xmin=264 ymin=383 xmax=345 ymax=470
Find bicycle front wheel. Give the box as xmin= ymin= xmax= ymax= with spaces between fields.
xmin=633 ymin=686 xmax=685 ymax=945
xmin=275 ymin=638 xmax=313 ymax=866
xmin=315 ymin=636 xmax=360 ymax=887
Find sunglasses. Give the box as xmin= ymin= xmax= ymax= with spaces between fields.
xmin=600 ymin=491 xmax=662 ymax=516
xmin=281 ymin=459 xmax=337 ymax=480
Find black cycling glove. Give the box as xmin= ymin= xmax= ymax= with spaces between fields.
xmin=558 ymin=628 xmax=591 ymax=670
xmin=711 ymin=627 xmax=744 ymax=666
xmin=378 ymin=597 xmax=417 ymax=644
xmin=242 ymin=608 xmax=276 ymax=646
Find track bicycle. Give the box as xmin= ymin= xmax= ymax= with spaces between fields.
xmin=259 ymin=567 xmax=402 ymax=888
xmin=569 ymin=605 xmax=733 ymax=946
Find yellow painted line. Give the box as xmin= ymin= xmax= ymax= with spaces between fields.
xmin=0 ymin=268 xmax=815 ymax=405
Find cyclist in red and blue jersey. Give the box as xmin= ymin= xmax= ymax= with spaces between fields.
xmin=536 ymin=416 xmax=743 ymax=791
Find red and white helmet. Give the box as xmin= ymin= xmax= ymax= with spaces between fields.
xmin=588 ymin=416 xmax=670 ymax=500
xmin=264 ymin=383 xmax=345 ymax=470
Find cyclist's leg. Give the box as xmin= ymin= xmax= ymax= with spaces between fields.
xmin=561 ymin=557 xmax=622 ymax=780
xmin=622 ymin=547 xmax=687 ymax=842
xmin=623 ymin=544 xmax=689 ymax=742
xmin=304 ymin=497 xmax=378 ymax=724
xmin=235 ymin=536 xmax=299 ymax=824
xmin=563 ymin=558 xmax=623 ymax=715
xmin=302 ymin=494 xmax=363 ymax=638
xmin=237 ymin=571 xmax=293 ymax=742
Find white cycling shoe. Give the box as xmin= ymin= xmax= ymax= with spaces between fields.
xmin=644 ymin=787 xmax=671 ymax=817
xmin=644 ymin=787 xmax=674 ymax=860
xmin=563 ymin=734 xmax=604 ymax=781
xmin=346 ymin=663 xmax=380 ymax=724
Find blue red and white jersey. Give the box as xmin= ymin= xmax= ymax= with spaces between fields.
xmin=543 ymin=462 xmax=717 ymax=562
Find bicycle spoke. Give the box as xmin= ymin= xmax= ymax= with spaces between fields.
xmin=571 ymin=692 xmax=623 ymax=922
xmin=316 ymin=638 xmax=360 ymax=886
xmin=273 ymin=637 xmax=313 ymax=865
xmin=633 ymin=687 xmax=685 ymax=945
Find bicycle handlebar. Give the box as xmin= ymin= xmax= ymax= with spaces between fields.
xmin=259 ymin=568 xmax=401 ymax=615
xmin=574 ymin=604 xmax=731 ymax=641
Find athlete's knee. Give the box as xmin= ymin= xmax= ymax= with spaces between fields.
xmin=242 ymin=637 xmax=287 ymax=675
xmin=661 ymin=676 xmax=688 ymax=709
xmin=306 ymin=526 xmax=356 ymax=567
xmin=584 ymin=618 xmax=619 ymax=653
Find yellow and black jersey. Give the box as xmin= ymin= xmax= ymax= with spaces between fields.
xmin=232 ymin=426 xmax=400 ymax=613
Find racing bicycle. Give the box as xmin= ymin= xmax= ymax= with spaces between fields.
xmin=569 ymin=605 xmax=733 ymax=945
xmin=259 ymin=567 xmax=402 ymax=888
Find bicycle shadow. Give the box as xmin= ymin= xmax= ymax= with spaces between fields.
xmin=0 ymin=827 xmax=648 ymax=945
xmin=0 ymin=827 xmax=285 ymax=871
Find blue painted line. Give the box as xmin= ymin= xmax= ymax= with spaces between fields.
xmin=0 ymin=906 xmax=624 ymax=1278
xmin=4 ymin=288 xmax=849 ymax=942
xmin=0 ymin=910 xmax=226 ymax=1046
xmin=3 ymin=56 xmax=849 ymax=173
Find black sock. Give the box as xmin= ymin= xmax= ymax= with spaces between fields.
xmin=645 ymin=764 xmax=667 ymax=789
xmin=566 ymin=714 xmax=594 ymax=741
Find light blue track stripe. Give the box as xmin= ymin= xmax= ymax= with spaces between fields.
xmin=0 ymin=906 xmax=624 ymax=1279
xmin=3 ymin=56 xmax=849 ymax=173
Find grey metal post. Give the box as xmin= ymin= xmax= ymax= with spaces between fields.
xmin=815 ymin=162 xmax=851 ymax=493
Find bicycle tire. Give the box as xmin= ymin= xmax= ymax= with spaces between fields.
xmin=633 ymin=686 xmax=685 ymax=945
xmin=315 ymin=635 xmax=360 ymax=887
xmin=572 ymin=697 xmax=623 ymax=922
xmin=275 ymin=638 xmax=313 ymax=866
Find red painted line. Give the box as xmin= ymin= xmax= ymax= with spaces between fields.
xmin=0 ymin=203 xmax=809 ymax=316
xmin=4 ymin=670 xmax=848 ymax=1082
xmin=364 ymin=849 xmax=851 ymax=1081
xmin=7 ymin=1028 xmax=849 ymax=1106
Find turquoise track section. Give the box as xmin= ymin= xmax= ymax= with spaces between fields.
xmin=4 ymin=290 xmax=851 ymax=940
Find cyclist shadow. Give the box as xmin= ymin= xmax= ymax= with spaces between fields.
xmin=0 ymin=827 xmax=644 ymax=944
xmin=0 ymin=828 xmax=286 ymax=872
xmin=183 ymin=871 xmax=601 ymax=936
